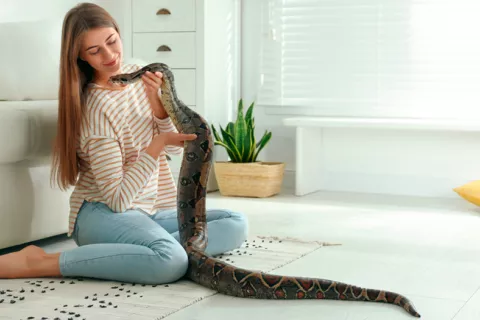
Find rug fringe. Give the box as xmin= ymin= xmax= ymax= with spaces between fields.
xmin=255 ymin=235 xmax=342 ymax=246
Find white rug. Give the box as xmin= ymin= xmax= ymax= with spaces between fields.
xmin=0 ymin=236 xmax=337 ymax=320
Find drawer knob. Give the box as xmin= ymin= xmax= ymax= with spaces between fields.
xmin=157 ymin=45 xmax=172 ymax=52
xmin=156 ymin=8 xmax=171 ymax=15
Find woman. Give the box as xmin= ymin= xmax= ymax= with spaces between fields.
xmin=0 ymin=2 xmax=248 ymax=284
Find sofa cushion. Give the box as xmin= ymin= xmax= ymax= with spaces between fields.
xmin=0 ymin=107 xmax=31 ymax=163
xmin=0 ymin=19 xmax=63 ymax=101
xmin=0 ymin=100 xmax=58 ymax=163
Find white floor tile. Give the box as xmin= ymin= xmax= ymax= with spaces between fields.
xmin=163 ymin=294 xmax=464 ymax=320
xmin=452 ymin=287 xmax=480 ymax=320
xmin=13 ymin=189 xmax=480 ymax=320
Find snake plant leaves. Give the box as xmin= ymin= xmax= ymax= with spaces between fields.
xmin=245 ymin=102 xmax=254 ymax=126
xmin=234 ymin=99 xmax=247 ymax=160
xmin=211 ymin=124 xmax=222 ymax=142
xmin=211 ymin=99 xmax=272 ymax=163
xmin=220 ymin=125 xmax=242 ymax=162
xmin=226 ymin=122 xmax=235 ymax=137
xmin=212 ymin=125 xmax=232 ymax=156
xmin=246 ymin=123 xmax=256 ymax=162
xmin=211 ymin=124 xmax=236 ymax=160
xmin=242 ymin=101 xmax=255 ymax=162
xmin=253 ymin=130 xmax=272 ymax=162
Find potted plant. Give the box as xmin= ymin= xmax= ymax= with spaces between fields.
xmin=211 ymin=99 xmax=285 ymax=197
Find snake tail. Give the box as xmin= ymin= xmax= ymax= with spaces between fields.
xmin=188 ymin=249 xmax=420 ymax=317
xmin=109 ymin=63 xmax=421 ymax=318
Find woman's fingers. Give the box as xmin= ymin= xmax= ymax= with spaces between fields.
xmin=180 ymin=133 xmax=198 ymax=141
xmin=142 ymin=73 xmax=156 ymax=87
xmin=162 ymin=132 xmax=198 ymax=146
xmin=143 ymin=71 xmax=163 ymax=84
xmin=172 ymin=133 xmax=197 ymax=146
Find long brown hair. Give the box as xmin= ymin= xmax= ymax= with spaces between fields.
xmin=51 ymin=3 xmax=120 ymax=190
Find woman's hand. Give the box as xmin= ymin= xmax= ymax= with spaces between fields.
xmin=146 ymin=132 xmax=197 ymax=159
xmin=159 ymin=132 xmax=198 ymax=147
xmin=142 ymin=71 xmax=163 ymax=96
xmin=142 ymin=71 xmax=168 ymax=118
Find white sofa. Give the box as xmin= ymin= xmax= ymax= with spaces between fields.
xmin=0 ymin=17 xmax=218 ymax=249
xmin=0 ymin=101 xmax=71 ymax=249
xmin=0 ymin=19 xmax=71 ymax=249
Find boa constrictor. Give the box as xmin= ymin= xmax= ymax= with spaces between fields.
xmin=109 ymin=63 xmax=421 ymax=318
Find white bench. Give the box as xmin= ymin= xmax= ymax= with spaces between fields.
xmin=282 ymin=116 xmax=480 ymax=196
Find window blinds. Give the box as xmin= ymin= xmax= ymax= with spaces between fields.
xmin=255 ymin=0 xmax=480 ymax=118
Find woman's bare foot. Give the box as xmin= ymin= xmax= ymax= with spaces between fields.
xmin=0 ymin=245 xmax=61 ymax=279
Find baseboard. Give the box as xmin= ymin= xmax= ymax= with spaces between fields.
xmin=282 ymin=169 xmax=463 ymax=198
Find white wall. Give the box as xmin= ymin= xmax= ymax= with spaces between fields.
xmin=0 ymin=1 xmax=128 ymax=24
xmin=197 ymin=0 xmax=241 ymax=163
xmin=0 ymin=0 xmax=133 ymax=58
xmin=241 ymin=1 xmax=480 ymax=198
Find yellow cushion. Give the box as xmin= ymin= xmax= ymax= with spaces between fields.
xmin=453 ymin=180 xmax=480 ymax=206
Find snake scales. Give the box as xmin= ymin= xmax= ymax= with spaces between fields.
xmin=109 ymin=63 xmax=421 ymax=318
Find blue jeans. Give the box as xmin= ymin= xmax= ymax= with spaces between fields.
xmin=59 ymin=201 xmax=248 ymax=284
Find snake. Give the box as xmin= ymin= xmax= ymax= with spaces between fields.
xmin=109 ymin=62 xmax=421 ymax=318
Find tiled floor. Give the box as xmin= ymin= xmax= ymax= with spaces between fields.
xmin=4 ymin=189 xmax=480 ymax=319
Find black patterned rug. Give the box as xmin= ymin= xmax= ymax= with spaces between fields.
xmin=0 ymin=236 xmax=337 ymax=320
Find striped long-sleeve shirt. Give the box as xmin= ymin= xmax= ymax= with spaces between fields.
xmin=67 ymin=63 xmax=182 ymax=236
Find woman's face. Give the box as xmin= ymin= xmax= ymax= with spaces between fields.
xmin=79 ymin=27 xmax=122 ymax=77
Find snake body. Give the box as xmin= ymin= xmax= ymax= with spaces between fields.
xmin=109 ymin=62 xmax=421 ymax=318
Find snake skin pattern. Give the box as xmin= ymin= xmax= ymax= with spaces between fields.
xmin=109 ymin=63 xmax=421 ymax=318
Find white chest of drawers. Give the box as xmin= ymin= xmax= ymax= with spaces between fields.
xmin=130 ymin=0 xmax=198 ymax=112
xmin=132 ymin=0 xmax=196 ymax=32
xmin=113 ymin=0 xmax=241 ymax=189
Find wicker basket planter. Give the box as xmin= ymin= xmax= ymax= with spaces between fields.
xmin=214 ymin=161 xmax=285 ymax=198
